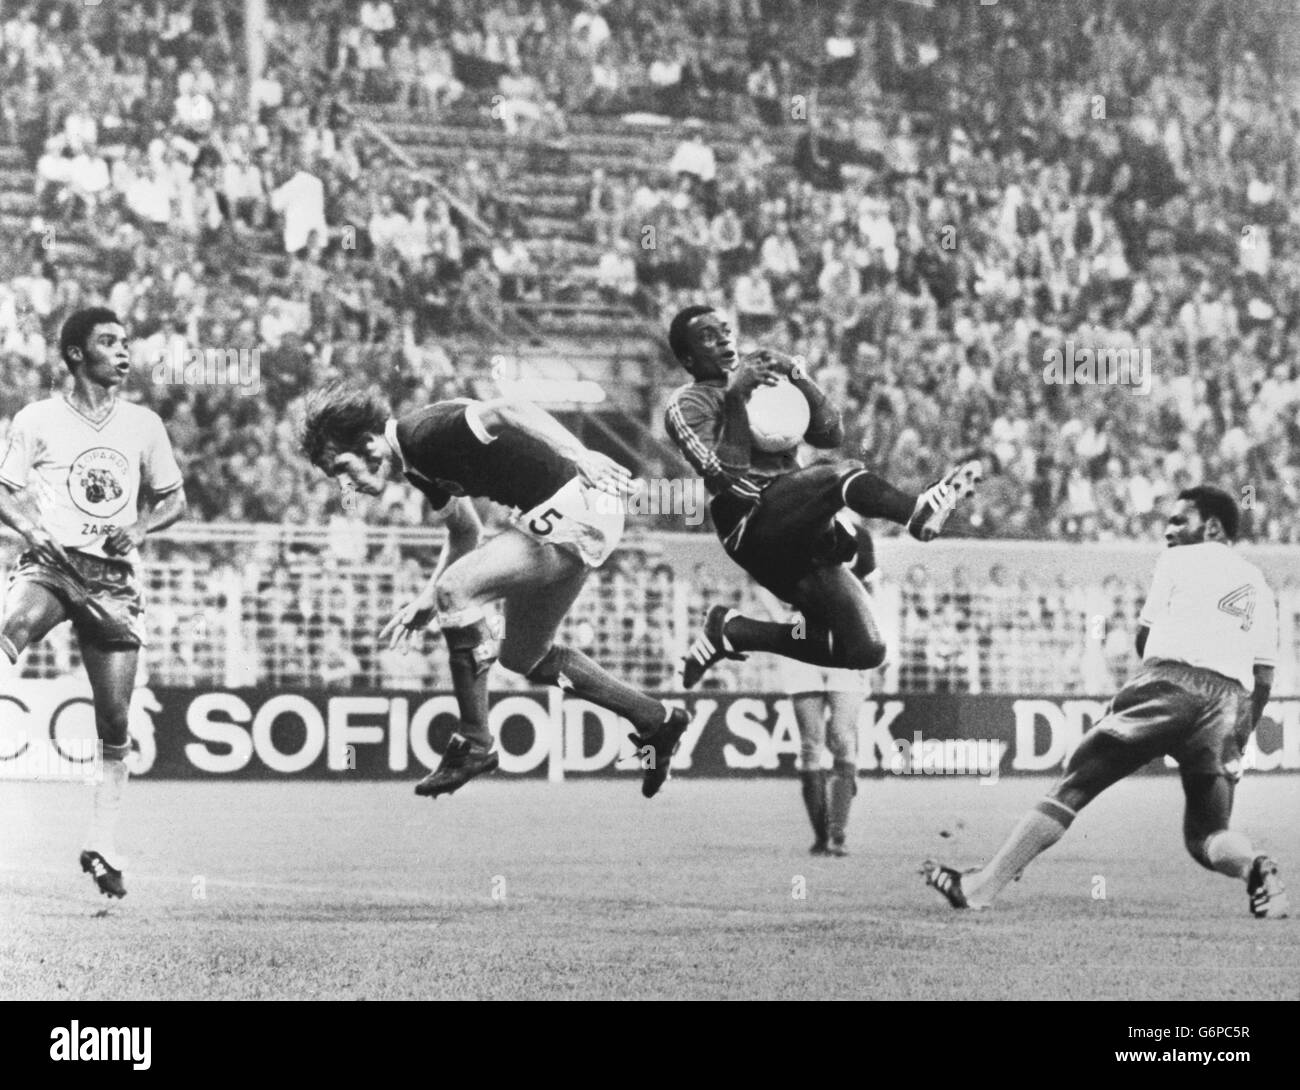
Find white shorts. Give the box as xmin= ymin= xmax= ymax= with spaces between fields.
xmin=512 ymin=477 xmax=625 ymax=568
xmin=779 ymin=657 xmax=870 ymax=695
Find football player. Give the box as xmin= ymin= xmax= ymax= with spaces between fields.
xmin=0 ymin=307 xmax=187 ymax=899
xmin=301 ymin=383 xmax=689 ymax=799
xmin=923 ymin=487 xmax=1288 ymax=918
xmin=664 ymin=304 xmax=981 ymax=688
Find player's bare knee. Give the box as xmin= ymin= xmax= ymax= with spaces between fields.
xmin=828 ymin=737 xmax=858 ymax=766
xmin=512 ymin=647 xmax=564 ymax=681
xmin=844 ymin=640 xmax=886 ymax=671
xmin=101 ymin=740 xmax=131 ymax=763
xmin=96 ymin=713 xmax=131 ymax=751
xmin=498 ymin=649 xmax=531 ymax=676
xmin=1049 ymin=779 xmax=1092 ymax=815
xmin=502 ymin=643 xmax=553 ymax=678
xmin=1184 ymin=832 xmax=1216 ymax=871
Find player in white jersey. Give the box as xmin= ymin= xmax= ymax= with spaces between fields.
xmin=0 ymin=308 xmax=186 ymax=899
xmin=923 ymin=486 xmax=1288 ymax=918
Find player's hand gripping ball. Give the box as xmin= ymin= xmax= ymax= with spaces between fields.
xmin=746 ymin=376 xmax=810 ymax=453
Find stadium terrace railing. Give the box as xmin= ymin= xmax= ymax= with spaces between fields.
xmin=2 ymin=526 xmax=1297 ymax=696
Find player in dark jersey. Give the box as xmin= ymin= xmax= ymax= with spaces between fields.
xmin=664 ymin=304 xmax=981 ymax=687
xmin=301 ymin=382 xmax=689 ymax=798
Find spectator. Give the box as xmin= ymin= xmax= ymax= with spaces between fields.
xmin=269 ymin=160 xmax=327 ymax=254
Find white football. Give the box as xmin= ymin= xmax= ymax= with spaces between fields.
xmin=747 ymin=377 xmax=810 ymax=453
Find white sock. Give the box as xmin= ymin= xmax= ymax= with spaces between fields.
xmin=1204 ymin=830 xmax=1254 ymax=880
xmin=964 ymin=799 xmax=1074 ymax=908
xmin=85 ymin=755 xmax=129 ymax=869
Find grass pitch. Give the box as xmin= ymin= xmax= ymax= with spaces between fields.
xmin=2 ymin=776 xmax=1297 ymax=1000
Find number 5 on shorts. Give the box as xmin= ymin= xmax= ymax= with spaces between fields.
xmin=528 ymin=507 xmax=563 ymax=535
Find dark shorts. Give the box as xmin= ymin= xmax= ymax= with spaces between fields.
xmin=710 ymin=463 xmax=861 ymax=604
xmin=7 ymin=549 xmax=146 ymax=650
xmin=1095 ymin=659 xmax=1253 ymax=779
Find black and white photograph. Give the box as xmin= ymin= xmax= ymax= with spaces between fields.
xmin=0 ymin=0 xmax=1297 ymax=1039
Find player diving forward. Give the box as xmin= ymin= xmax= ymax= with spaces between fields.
xmin=923 ymin=486 xmax=1288 ymax=918
xmin=664 ymin=305 xmax=981 ymax=688
xmin=301 ymin=383 xmax=689 ymax=798
xmin=0 ymin=307 xmax=187 ymax=899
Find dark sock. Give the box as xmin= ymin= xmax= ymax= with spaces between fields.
xmin=722 ymin=615 xmax=841 ymax=667
xmin=527 ymin=645 xmax=666 ymax=735
xmin=843 ymin=470 xmax=916 ymax=525
xmin=442 ymin=620 xmax=496 ymax=748
xmin=800 ymin=770 xmax=828 ymax=845
xmin=827 ymin=761 xmax=857 ymax=842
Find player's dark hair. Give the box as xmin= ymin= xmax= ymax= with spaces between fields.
xmin=1178 ymin=485 xmax=1240 ymax=541
xmin=300 ymin=381 xmax=390 ymax=471
xmin=668 ymin=304 xmax=715 ymax=366
xmin=59 ymin=307 xmax=122 ymax=372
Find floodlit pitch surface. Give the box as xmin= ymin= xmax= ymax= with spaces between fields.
xmin=2 ymin=777 xmax=1297 ymax=1000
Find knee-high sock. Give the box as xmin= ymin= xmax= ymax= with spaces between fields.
xmin=441 ymin=616 xmax=496 ymax=748
xmin=1203 ymin=830 xmax=1254 ymax=880
xmin=963 ymin=798 xmax=1075 ymax=908
xmin=827 ymin=761 xmax=857 ymax=842
xmin=842 ymin=471 xmax=916 ymax=526
xmin=527 ymin=645 xmax=667 ymax=735
xmin=85 ymin=751 xmax=129 ymax=869
xmin=800 ymin=770 xmax=828 ymax=845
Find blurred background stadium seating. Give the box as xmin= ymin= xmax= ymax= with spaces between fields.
xmin=1 ymin=0 xmax=1297 ymax=692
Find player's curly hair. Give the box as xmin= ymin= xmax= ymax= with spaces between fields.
xmin=1178 ymin=485 xmax=1240 ymax=541
xmin=299 ymin=381 xmax=389 ymax=471
xmin=668 ymin=304 xmax=716 ymax=366
xmin=59 ymin=307 xmax=122 ymax=372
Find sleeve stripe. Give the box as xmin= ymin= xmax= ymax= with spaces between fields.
xmin=665 ymin=398 xmax=721 ymax=476
xmin=666 ymin=397 xmax=762 ymax=501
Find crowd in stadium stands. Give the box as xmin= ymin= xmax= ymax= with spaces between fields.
xmin=1 ymin=0 xmax=1299 ymax=553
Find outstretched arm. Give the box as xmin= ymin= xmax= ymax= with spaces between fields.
xmin=475 ymin=398 xmax=585 ymax=458
xmin=379 ymin=496 xmax=483 ymax=649
xmin=473 ymin=398 xmax=631 ymax=494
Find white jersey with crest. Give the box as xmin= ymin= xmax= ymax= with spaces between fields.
xmin=0 ymin=396 xmax=183 ymax=566
xmin=1138 ymin=541 xmax=1277 ymax=689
